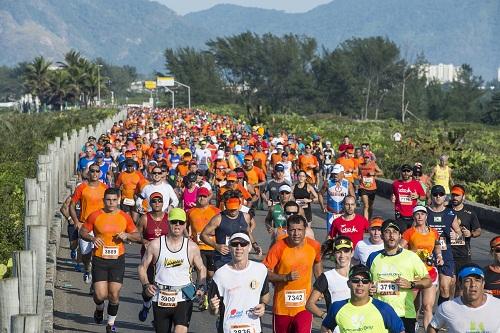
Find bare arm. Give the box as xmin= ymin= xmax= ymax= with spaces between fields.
xmin=313 ymin=261 xmax=323 ymax=279
xmin=136 ymin=215 xmax=148 ymax=245
xmin=348 ymin=182 xmax=355 ymax=197
xmin=138 ymin=238 xmax=159 ymax=297
xmin=69 ymin=201 xmax=82 ymax=229
xmin=189 ymin=240 xmax=207 ymax=288
xmin=451 ymin=216 xmax=462 ymax=236
xmin=306 ymin=289 xmax=326 ymax=318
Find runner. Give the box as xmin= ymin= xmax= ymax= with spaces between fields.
xmin=358 ymin=153 xmax=383 ymax=219
xmin=428 ymin=264 xmax=500 ymax=333
xmin=320 ymin=265 xmax=405 ymax=333
xmin=138 ymin=208 xmax=207 ymax=333
xmin=180 ymin=172 xmax=199 ymax=210
xmin=263 ymin=214 xmax=323 ymax=333
xmin=79 ymin=188 xmax=141 ymax=333
xmin=297 ymin=144 xmax=319 ymax=187
xmin=391 ymin=164 xmax=426 ymax=233
xmin=265 ymin=184 xmax=293 ymax=244
xmin=262 ymin=164 xmax=292 ymax=208
xmin=306 ymin=236 xmax=353 ymax=319
xmin=137 ymin=165 xmax=179 ymax=213
xmin=70 ymin=164 xmax=108 ymax=286
xmin=328 ymin=195 xmax=369 ymax=247
xmin=292 ymin=170 xmax=319 ymax=224
xmin=320 ymin=164 xmax=355 ymax=233
xmin=484 ymin=236 xmax=500 ymax=298
xmin=115 ymin=158 xmax=147 ymax=220
xmin=427 ymin=184 xmax=462 ymax=305
xmin=400 ymin=205 xmax=443 ymax=331
xmin=352 ymin=216 xmax=385 ymax=265
xmin=136 ymin=192 xmax=170 ymax=322
xmin=322 ymin=141 xmax=335 ymax=181
xmin=430 ymin=154 xmax=453 ymax=197
xmin=209 ymin=232 xmax=270 ymax=333
xmin=186 ymin=187 xmax=221 ymax=310
xmin=366 ymin=219 xmax=431 ymax=333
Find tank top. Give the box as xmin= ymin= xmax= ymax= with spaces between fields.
xmin=324 ymin=269 xmax=350 ymax=304
xmin=293 ymin=183 xmax=311 ymax=210
xmin=154 ymin=236 xmax=191 ymax=288
xmin=271 ymin=205 xmax=287 ymax=228
xmin=433 ymin=165 xmax=450 ymax=194
xmin=182 ymin=186 xmax=198 ymax=209
xmin=143 ymin=212 xmax=169 ymax=241
xmin=215 ymin=211 xmax=248 ymax=245
xmin=326 ymin=179 xmax=349 ymax=213
xmin=358 ymin=162 xmax=377 ymax=191
xmin=427 ymin=207 xmax=456 ymax=260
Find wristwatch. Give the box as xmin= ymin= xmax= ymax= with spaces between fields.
xmin=321 ymin=312 xmax=327 ymax=319
xmin=410 ymin=281 xmax=416 ymax=289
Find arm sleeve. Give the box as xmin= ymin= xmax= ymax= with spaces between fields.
xmin=262 ymin=243 xmax=281 ymax=271
xmin=71 ymin=184 xmax=84 ymax=203
xmin=124 ymin=213 xmax=138 ymax=233
xmin=366 ymin=250 xmax=382 ymax=270
xmin=373 ymin=299 xmax=405 ymax=333
xmin=402 ymin=229 xmax=412 ymax=243
xmin=313 ymin=273 xmax=328 ymax=294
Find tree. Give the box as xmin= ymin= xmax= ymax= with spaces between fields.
xmin=23 ymin=56 xmax=52 ymax=107
xmin=482 ymin=91 xmax=500 ymax=124
xmin=48 ymin=69 xmax=69 ymax=111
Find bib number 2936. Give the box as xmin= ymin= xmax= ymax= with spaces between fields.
xmin=284 ymin=289 xmax=306 ymax=307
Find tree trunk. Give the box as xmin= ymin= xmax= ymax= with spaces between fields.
xmin=364 ymin=78 xmax=372 ymax=120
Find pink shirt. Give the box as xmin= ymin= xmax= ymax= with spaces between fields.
xmin=392 ymin=179 xmax=425 ymax=217
xmin=329 ymin=214 xmax=370 ymax=247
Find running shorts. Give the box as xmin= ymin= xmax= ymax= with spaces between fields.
xmin=359 ymin=188 xmax=376 ymax=201
xmin=273 ymin=310 xmax=312 ymax=333
xmin=152 ymin=300 xmax=193 ymax=331
xmin=200 ymin=250 xmax=215 ymax=272
xmin=92 ymin=255 xmax=125 ymax=283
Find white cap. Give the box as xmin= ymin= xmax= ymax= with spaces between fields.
xmin=229 ymin=232 xmax=251 ymax=243
xmin=326 ymin=141 xmax=331 ymax=145
xmin=279 ymin=184 xmax=292 ymax=193
xmin=234 ymin=145 xmax=242 ymax=152
xmin=331 ymin=164 xmax=344 ymax=174
xmin=413 ymin=205 xmax=428 ymax=214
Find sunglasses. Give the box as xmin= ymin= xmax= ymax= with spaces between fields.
xmin=433 ymin=193 xmax=446 ymax=197
xmin=280 ymin=191 xmax=291 ymax=195
xmin=402 ymin=169 xmax=412 ymax=173
xmin=229 ymin=241 xmax=249 ymax=248
xmin=150 ymin=199 xmax=163 ymax=203
xmin=170 ymin=220 xmax=186 ymax=225
xmin=493 ymin=248 xmax=500 ymax=254
xmin=89 ymin=169 xmax=100 ymax=173
xmin=152 ymin=172 xmax=162 ymax=175
xmin=285 ymin=211 xmax=298 ymax=216
xmin=350 ymin=277 xmax=370 ymax=284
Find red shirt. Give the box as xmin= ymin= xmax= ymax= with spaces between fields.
xmin=329 ymin=214 xmax=369 ymax=247
xmin=392 ymin=179 xmax=425 ymax=217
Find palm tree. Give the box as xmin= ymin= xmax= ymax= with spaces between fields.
xmin=24 ymin=56 xmax=52 ymax=107
xmin=58 ymin=50 xmax=88 ymax=107
xmin=48 ymin=69 xmax=69 ymax=111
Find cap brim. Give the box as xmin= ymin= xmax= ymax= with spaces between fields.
xmin=334 ymin=244 xmax=353 ymax=251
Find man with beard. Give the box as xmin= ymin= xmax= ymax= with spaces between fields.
xmin=367 ymin=220 xmax=431 ymax=333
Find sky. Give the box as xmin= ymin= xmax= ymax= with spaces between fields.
xmin=157 ymin=0 xmax=332 ymax=15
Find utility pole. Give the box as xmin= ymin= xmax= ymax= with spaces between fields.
xmin=175 ymin=81 xmax=191 ymax=109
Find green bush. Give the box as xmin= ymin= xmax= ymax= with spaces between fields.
xmin=0 ymin=108 xmax=117 ymax=272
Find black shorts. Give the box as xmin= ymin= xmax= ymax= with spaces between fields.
xmin=453 ymin=257 xmax=471 ymax=277
xmin=438 ymin=257 xmax=456 ymax=277
xmin=153 ymin=300 xmax=193 ymax=331
xmin=394 ymin=214 xmax=413 ymax=234
xmin=200 ymin=250 xmax=215 ymax=272
xmin=67 ymin=223 xmax=79 ymax=242
xmin=359 ymin=189 xmax=376 ymax=201
xmin=92 ymin=255 xmax=125 ymax=283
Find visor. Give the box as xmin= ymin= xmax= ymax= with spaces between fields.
xmin=225 ymin=197 xmax=241 ymax=210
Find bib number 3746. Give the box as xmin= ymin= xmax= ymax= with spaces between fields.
xmin=284 ymin=289 xmax=306 ymax=307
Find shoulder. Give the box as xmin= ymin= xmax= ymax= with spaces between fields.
xmin=306 ymin=237 xmax=321 ymax=251
xmin=329 ymin=299 xmax=349 ymax=315
xmin=366 ymin=249 xmax=384 ymax=268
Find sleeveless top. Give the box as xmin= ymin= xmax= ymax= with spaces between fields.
xmin=326 ymin=179 xmax=349 ymax=213
xmin=271 ymin=205 xmax=287 ymax=228
xmin=215 ymin=211 xmax=248 ymax=245
xmin=141 ymin=212 xmax=169 ymax=256
xmin=182 ymin=186 xmax=198 ymax=210
xmin=433 ymin=165 xmax=450 ymax=194
xmin=293 ymin=183 xmax=311 ymax=210
xmin=154 ymin=236 xmax=191 ymax=288
xmin=324 ymin=269 xmax=351 ymax=304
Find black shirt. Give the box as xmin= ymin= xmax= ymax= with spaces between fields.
xmin=484 ymin=265 xmax=500 ymax=299
xmin=450 ymin=206 xmax=480 ymax=259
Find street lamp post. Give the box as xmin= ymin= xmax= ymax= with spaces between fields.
xmin=165 ymin=87 xmax=175 ymax=108
xmin=174 ymin=81 xmax=191 ymax=109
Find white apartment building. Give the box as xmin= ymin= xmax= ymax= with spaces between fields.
xmin=423 ymin=63 xmax=458 ymax=83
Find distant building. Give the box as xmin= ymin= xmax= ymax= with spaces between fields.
xmin=497 ymin=67 xmax=500 ymax=82
xmin=423 ymin=64 xmax=458 ymax=83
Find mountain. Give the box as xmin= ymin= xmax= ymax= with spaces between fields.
xmin=0 ymin=0 xmax=209 ymax=73
xmin=185 ymin=0 xmax=500 ymax=80
xmin=1 ymin=0 xmax=499 ymax=78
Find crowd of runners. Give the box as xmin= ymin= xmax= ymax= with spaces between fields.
xmin=61 ymin=107 xmax=500 ymax=333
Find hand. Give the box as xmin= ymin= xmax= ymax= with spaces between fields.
xmin=436 ymin=256 xmax=444 ymax=266
xmin=92 ymin=237 xmax=105 ymax=248
xmin=195 ymin=288 xmax=204 ymax=300
xmin=461 ymin=227 xmax=471 ymax=238
xmin=390 ymin=194 xmax=396 ymax=203
xmin=369 ymin=285 xmax=377 ymax=295
xmin=322 ymin=207 xmax=327 ymax=213
xmin=410 ymin=192 xmax=419 ymax=200
xmin=394 ymin=277 xmax=411 ymax=289
xmin=253 ymin=243 xmax=263 ymax=256
xmin=210 ymin=294 xmax=220 ymax=312
xmin=265 ymin=225 xmax=273 ymax=234
xmin=144 ymin=283 xmax=157 ymax=297
xmin=267 ymin=200 xmax=273 ymax=207
xmin=74 ymin=221 xmax=83 ymax=230
xmin=215 ymin=244 xmax=230 ymax=255
xmin=115 ymin=232 xmax=128 ymax=241
xmin=286 ymin=271 xmax=300 ymax=281
xmin=252 ymin=303 xmax=266 ymax=317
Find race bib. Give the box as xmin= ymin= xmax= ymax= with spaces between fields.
xmin=362 ymin=176 xmax=374 ymax=188
xmin=102 ymin=246 xmax=119 ymax=259
xmin=158 ymin=290 xmax=178 ymax=308
xmin=399 ymin=195 xmax=412 ymax=204
xmin=230 ymin=324 xmax=256 ymax=333
xmin=284 ymin=289 xmax=306 ymax=307
xmin=450 ymin=230 xmax=465 ymax=246
xmin=377 ymin=281 xmax=400 ymax=295
xmin=123 ymin=198 xmax=135 ymax=206
xmin=439 ymin=237 xmax=448 ymax=250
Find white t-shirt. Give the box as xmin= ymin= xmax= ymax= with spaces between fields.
xmin=430 ymin=294 xmax=500 ymax=333
xmin=138 ymin=182 xmax=179 ymax=212
xmin=195 ymin=148 xmax=212 ymax=170
xmin=353 ymin=238 xmax=384 ymax=265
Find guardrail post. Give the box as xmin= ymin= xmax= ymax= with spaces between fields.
xmin=0 ymin=277 xmax=20 ymax=333
xmin=12 ymin=251 xmax=37 ymax=315
xmin=37 ymin=154 xmax=51 ymax=229
xmin=11 ymin=314 xmax=42 ymax=333
xmin=27 ymin=225 xmax=47 ymax=320
xmin=24 ymin=178 xmax=40 ymax=239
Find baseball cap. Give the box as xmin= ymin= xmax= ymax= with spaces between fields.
xmin=95 ymin=151 xmax=104 ymax=158
xmin=381 ymin=219 xmax=400 ymax=233
xmin=349 ymin=264 xmax=372 ymax=280
xmin=197 ymin=187 xmax=211 ymax=197
xmin=457 ymin=264 xmax=484 ymax=281
xmin=451 ymin=184 xmax=465 ymax=196
xmin=400 ymin=164 xmax=413 ymax=172
xmin=244 ymin=154 xmax=253 ymax=161
xmin=413 ymin=205 xmax=427 ymax=214
xmin=229 ymin=232 xmax=251 ymax=243
xmin=150 ymin=192 xmax=163 ymax=200
xmin=276 ymin=144 xmax=284 ymax=149
xmin=225 ymin=197 xmax=241 ymax=210
xmin=125 ymin=159 xmax=135 ymax=166
xmin=168 ymin=208 xmax=186 ymax=222
xmin=490 ymin=235 xmax=500 ymax=249
xmin=274 ymin=164 xmax=285 ymax=172
xmin=279 ymin=184 xmax=292 ymax=193
xmin=370 ymin=216 xmax=384 ymax=228
xmin=431 ymin=185 xmax=446 ymax=195
xmin=325 ymin=141 xmax=331 ymax=145
xmin=334 ymin=236 xmax=353 ymax=251
xmin=226 ymin=171 xmax=237 ymax=181
xmin=331 ymin=164 xmax=344 ymax=174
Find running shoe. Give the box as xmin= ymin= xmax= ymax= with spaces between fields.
xmin=138 ymin=305 xmax=150 ymax=322
xmin=105 ymin=324 xmax=116 ymax=333
xmin=83 ymin=272 xmax=92 ymax=284
xmin=70 ymin=249 xmax=77 ymax=260
xmin=93 ymin=309 xmax=103 ymax=324
xmin=74 ymin=263 xmax=82 ymax=272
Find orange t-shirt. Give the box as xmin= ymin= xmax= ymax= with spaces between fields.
xmin=298 ymin=155 xmax=318 ymax=184
xmin=187 ymin=205 xmax=221 ymax=251
xmin=83 ymin=210 xmax=137 ymax=258
xmin=116 ymin=171 xmax=147 ymax=199
xmin=270 ymin=153 xmax=282 ymax=168
xmin=402 ymin=226 xmax=439 ymax=270
xmin=263 ymin=238 xmax=321 ymax=316
xmin=245 ymin=166 xmax=266 ymax=186
xmin=71 ymin=182 xmax=108 ymax=222
xmin=252 ymin=152 xmax=268 ymax=174
xmin=336 ymin=156 xmax=356 ymax=183
xmin=358 ymin=161 xmax=378 ymax=191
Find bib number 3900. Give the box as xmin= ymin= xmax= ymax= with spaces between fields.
xmin=158 ymin=290 xmax=178 ymax=308
xmin=284 ymin=289 xmax=306 ymax=307
xmin=230 ymin=324 xmax=256 ymax=333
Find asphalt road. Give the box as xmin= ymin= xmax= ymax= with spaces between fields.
xmin=54 ymin=196 xmax=497 ymax=333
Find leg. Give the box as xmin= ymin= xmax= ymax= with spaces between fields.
xmin=438 ymin=274 xmax=453 ymax=304
xmin=153 ymin=302 xmax=173 ymax=333
xmin=292 ymin=310 xmax=313 ymax=333
xmin=273 ymin=314 xmax=293 ymax=333
xmin=173 ymin=301 xmax=192 ymax=333
xmin=361 ymin=194 xmax=369 ymax=219
xmin=401 ymin=317 xmax=416 ymax=333
xmin=422 ymin=285 xmax=436 ymax=330
xmin=367 ymin=192 xmax=376 ymax=219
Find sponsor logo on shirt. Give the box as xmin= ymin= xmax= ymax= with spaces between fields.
xmin=340 ymin=224 xmax=358 ymax=233
xmin=228 ymin=308 xmax=244 ymax=320
xmin=163 ymin=258 xmax=183 ymax=268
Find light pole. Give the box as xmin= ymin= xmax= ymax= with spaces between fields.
xmin=174 ymin=81 xmax=191 ymax=109
xmin=97 ymin=64 xmax=103 ymax=106
xmin=165 ymin=87 xmax=175 ymax=108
